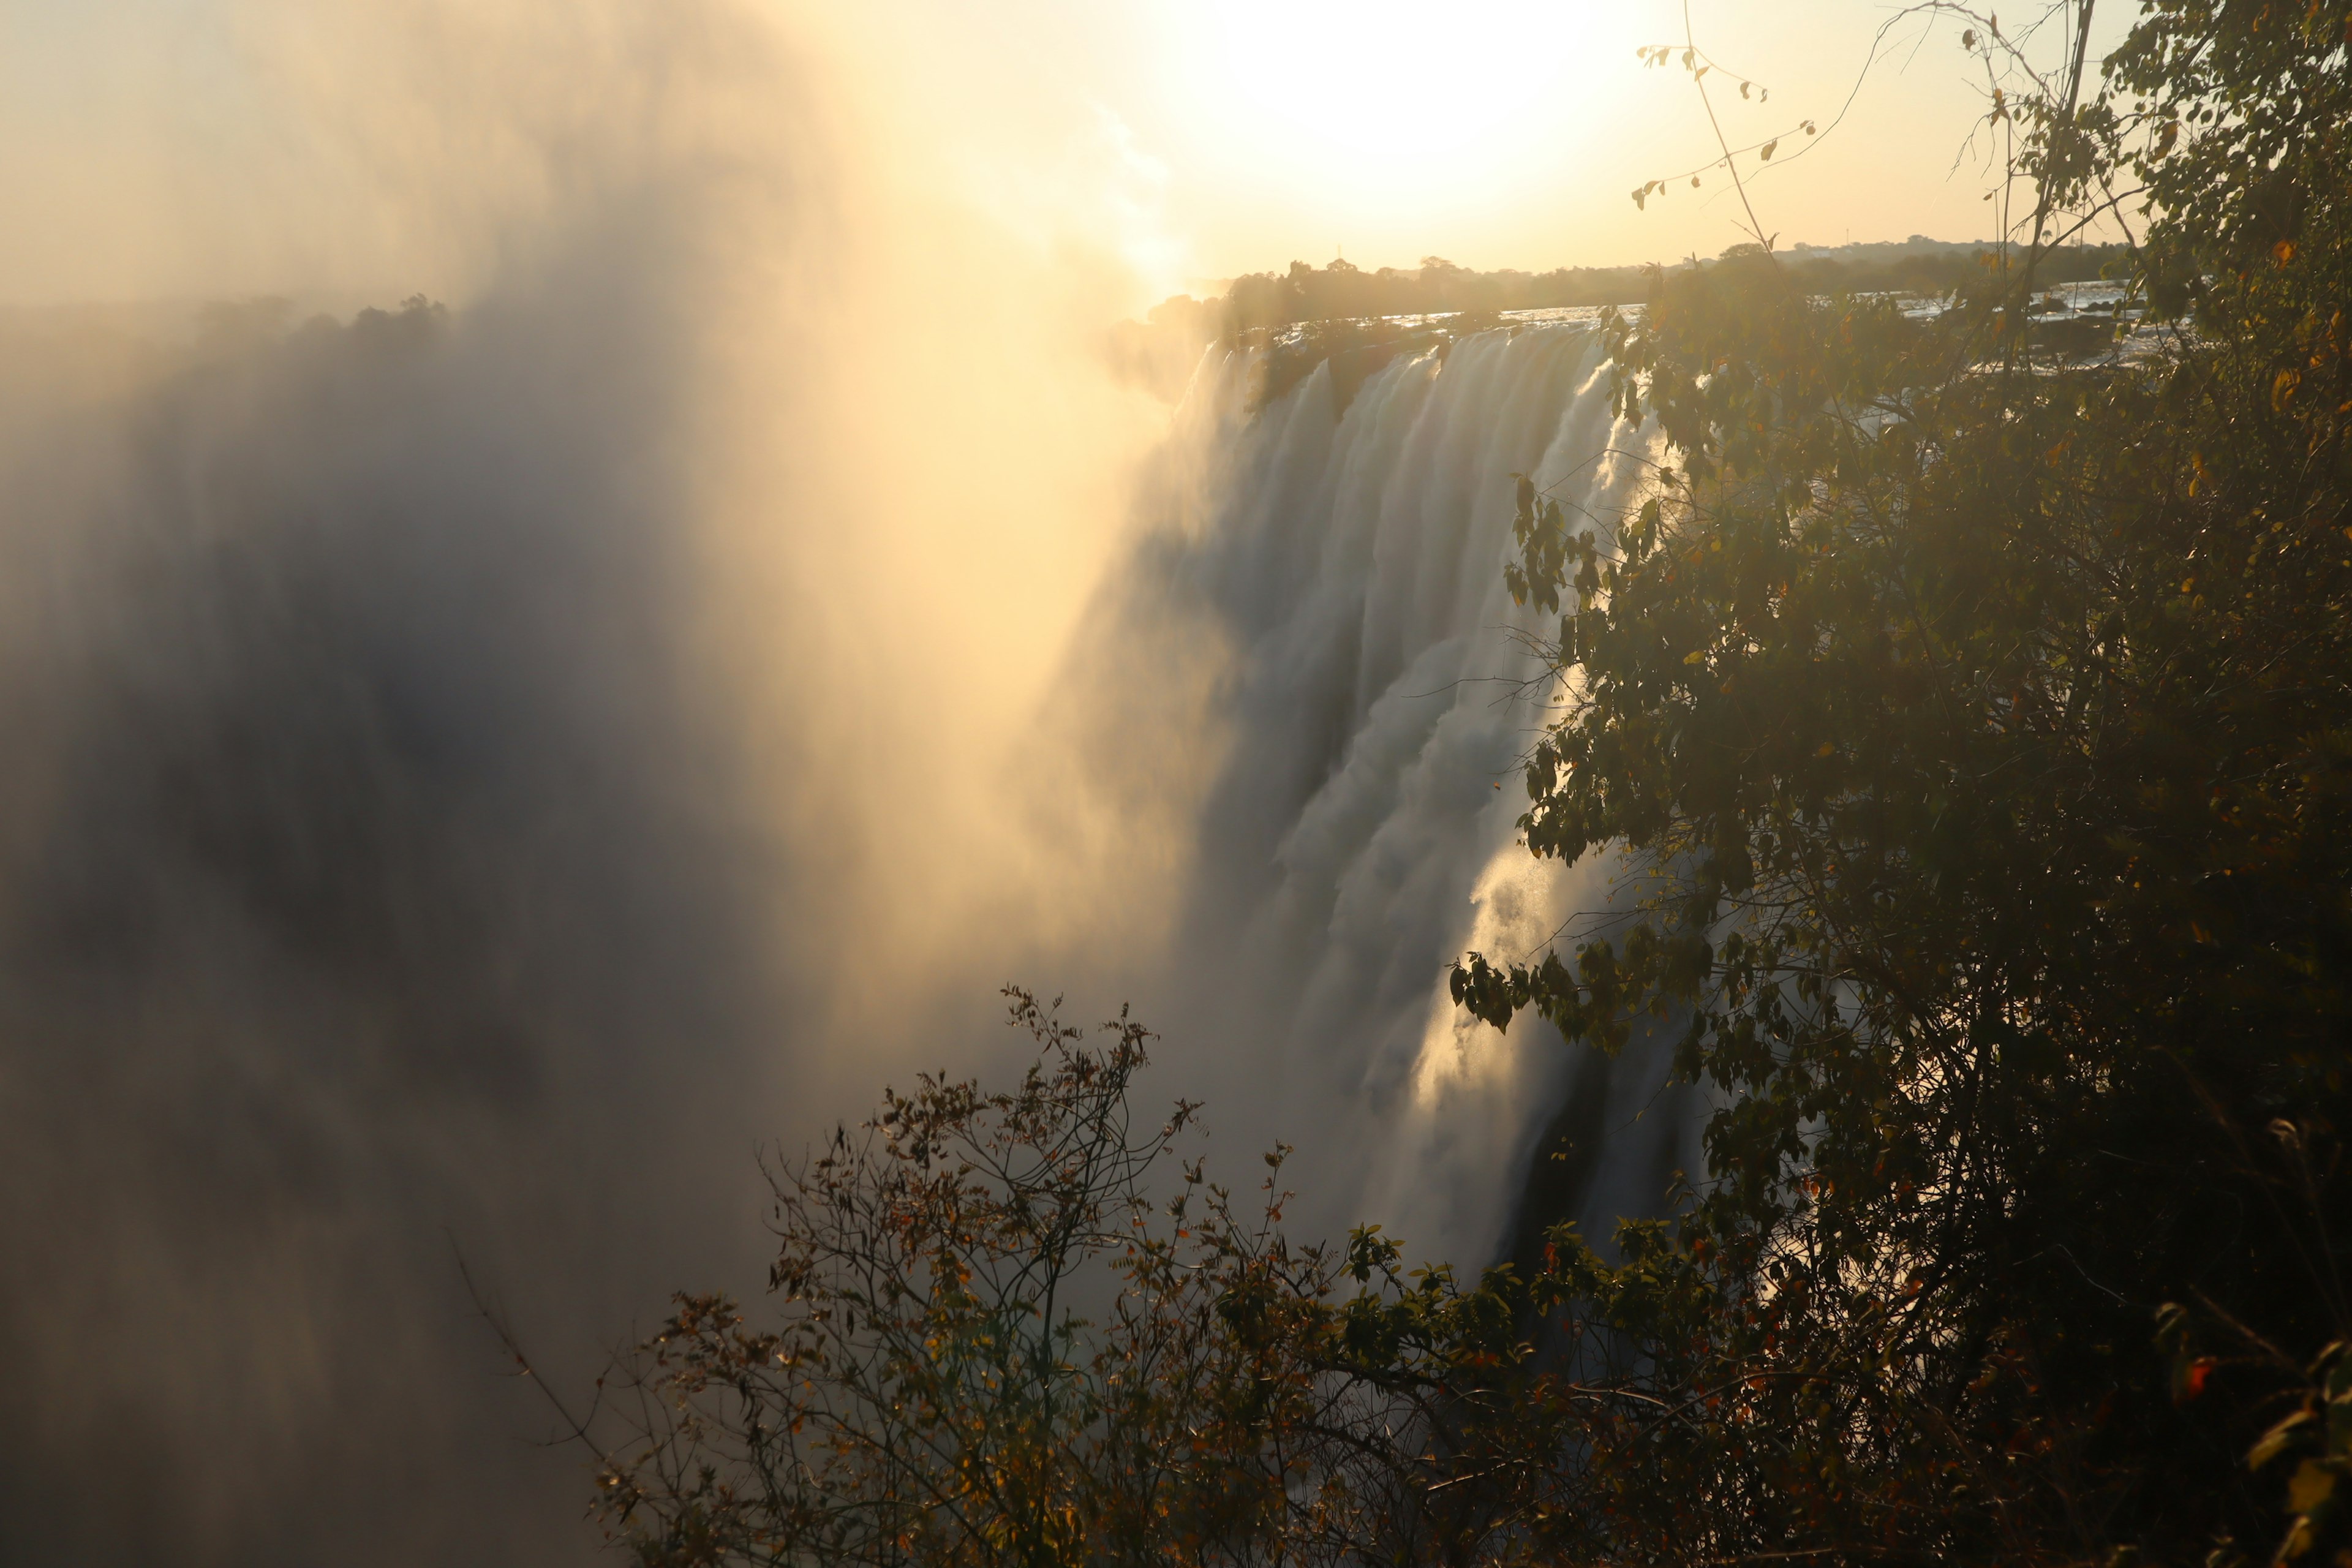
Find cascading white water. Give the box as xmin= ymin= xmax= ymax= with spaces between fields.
xmin=1092 ymin=317 xmax=1706 ymax=1267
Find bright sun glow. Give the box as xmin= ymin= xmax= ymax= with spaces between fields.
xmin=1202 ymin=0 xmax=1591 ymax=192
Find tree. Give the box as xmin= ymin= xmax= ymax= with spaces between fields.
xmin=589 ymin=990 xmax=1599 ymax=1568
xmin=1455 ymin=1 xmax=2352 ymax=1560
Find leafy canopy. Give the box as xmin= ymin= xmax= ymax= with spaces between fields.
xmin=1456 ymin=1 xmax=2352 ymax=1559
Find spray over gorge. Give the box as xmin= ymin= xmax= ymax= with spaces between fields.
xmin=0 ymin=5 xmax=1169 ymax=1559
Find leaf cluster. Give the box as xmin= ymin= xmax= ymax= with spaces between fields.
xmin=594 ymin=992 xmax=1623 ymax=1567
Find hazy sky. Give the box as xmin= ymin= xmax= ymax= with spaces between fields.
xmin=876 ymin=0 xmax=2099 ymax=285
xmin=1 ymin=0 xmax=2116 ymax=309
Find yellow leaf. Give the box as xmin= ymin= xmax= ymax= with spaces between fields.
xmin=1816 ymin=742 xmax=1836 ymax=758
xmin=2274 ymin=368 xmax=2302 ymax=411
xmin=2288 ymin=1457 xmax=2337 ymax=1514
xmin=1684 ymin=650 xmax=1708 ymax=665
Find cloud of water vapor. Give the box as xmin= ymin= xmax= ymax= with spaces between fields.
xmin=0 ymin=2 xmax=1174 ymax=1561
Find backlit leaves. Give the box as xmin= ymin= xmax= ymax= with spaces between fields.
xmin=1463 ymin=5 xmax=2352 ymax=1561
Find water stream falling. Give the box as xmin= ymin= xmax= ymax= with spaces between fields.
xmin=1082 ymin=317 xmax=1706 ymax=1268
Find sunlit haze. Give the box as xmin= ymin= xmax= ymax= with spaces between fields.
xmin=0 ymin=0 xmax=2111 ymax=307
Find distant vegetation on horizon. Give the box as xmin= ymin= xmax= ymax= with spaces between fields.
xmin=1140 ymin=235 xmax=2133 ymax=341
xmin=1106 ymin=237 xmax=2135 ymax=397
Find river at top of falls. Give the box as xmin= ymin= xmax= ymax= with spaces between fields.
xmin=1075 ymin=317 xmax=1706 ymax=1270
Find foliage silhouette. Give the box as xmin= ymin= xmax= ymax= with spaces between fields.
xmin=1454 ymin=1 xmax=2352 ymax=1560
xmin=587 ymin=991 xmax=1615 ymax=1567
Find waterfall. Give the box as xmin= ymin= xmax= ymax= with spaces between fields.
xmin=1084 ymin=318 xmax=1706 ymax=1266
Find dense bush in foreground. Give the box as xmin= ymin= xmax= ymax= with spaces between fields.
xmin=587 ymin=993 xmax=1588 ymax=1567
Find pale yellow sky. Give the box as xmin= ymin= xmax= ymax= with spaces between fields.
xmin=838 ymin=0 xmax=2126 ymax=291
xmin=0 ymin=0 xmax=2118 ymax=308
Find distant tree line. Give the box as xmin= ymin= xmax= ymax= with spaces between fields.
xmin=1139 ymin=240 xmax=2135 ymax=347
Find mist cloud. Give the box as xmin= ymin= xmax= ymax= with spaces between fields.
xmin=0 ymin=3 xmax=1173 ymax=1561
xmin=0 ymin=261 xmax=796 ymax=1568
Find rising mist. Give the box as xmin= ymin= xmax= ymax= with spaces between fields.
xmin=0 ymin=4 xmax=1171 ymax=1560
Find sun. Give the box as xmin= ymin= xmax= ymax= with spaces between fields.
xmin=1199 ymin=0 xmax=1597 ymax=194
